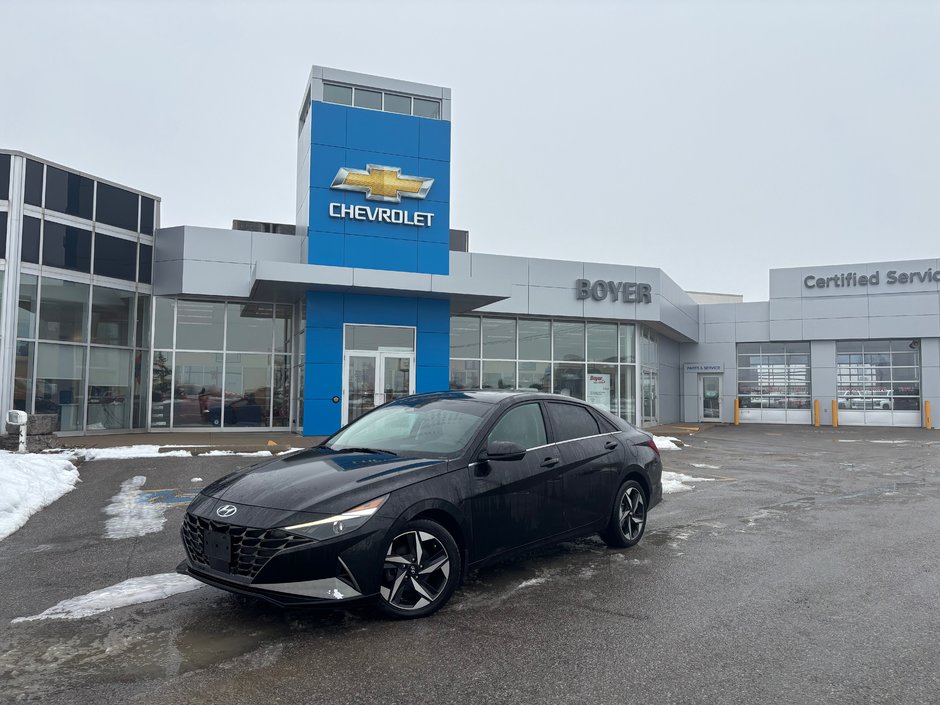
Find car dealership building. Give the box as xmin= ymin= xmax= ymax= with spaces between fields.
xmin=1 ymin=66 xmax=938 ymax=436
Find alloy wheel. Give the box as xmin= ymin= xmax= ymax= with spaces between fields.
xmin=618 ymin=486 xmax=646 ymax=541
xmin=380 ymin=530 xmax=450 ymax=610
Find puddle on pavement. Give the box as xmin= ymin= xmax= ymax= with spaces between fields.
xmin=0 ymin=592 xmax=370 ymax=699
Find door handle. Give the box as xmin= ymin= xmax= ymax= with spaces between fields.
xmin=604 ymin=441 xmax=618 ymax=450
xmin=540 ymin=456 xmax=560 ymax=468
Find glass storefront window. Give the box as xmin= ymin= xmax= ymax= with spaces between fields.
xmin=90 ymin=286 xmax=134 ymax=346
xmin=273 ymin=355 xmax=291 ymax=427
xmin=553 ymin=362 xmax=585 ymax=399
xmin=17 ymin=273 xmax=38 ymax=339
xmin=553 ymin=321 xmax=585 ymax=362
xmin=619 ymin=324 xmax=636 ymax=363
xmin=587 ymin=323 xmax=617 ymax=363
xmin=39 ymin=277 xmax=88 ymax=342
xmin=222 ymin=353 xmax=272 ymax=427
xmin=87 ymin=347 xmax=133 ymax=430
xmin=481 ymin=360 xmax=515 ymax=389
xmin=346 ymin=325 xmax=414 ymax=351
xmin=482 ymin=318 xmax=516 ymax=359
xmin=449 ymin=359 xmax=479 ymax=389
xmin=150 ymin=350 xmax=173 ymax=427
xmin=36 ymin=342 xmax=86 ymax=431
xmin=619 ymin=366 xmax=637 ymax=423
xmin=153 ymin=298 xmax=175 ymax=349
xmin=136 ymin=294 xmax=151 ymax=348
xmin=227 ymin=303 xmax=274 ymax=352
xmin=274 ymin=304 xmax=292 ymax=353
xmin=518 ymin=319 xmax=550 ymax=360
xmin=176 ymin=301 xmax=225 ymax=350
xmin=173 ymin=351 xmax=222 ymax=427
xmin=450 ymin=316 xmax=480 ymax=358
xmin=14 ymin=342 xmax=34 ymax=413
xmin=517 ymin=361 xmax=551 ymax=392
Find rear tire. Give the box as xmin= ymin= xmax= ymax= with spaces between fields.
xmin=377 ymin=519 xmax=461 ymax=619
xmin=601 ymin=480 xmax=648 ymax=548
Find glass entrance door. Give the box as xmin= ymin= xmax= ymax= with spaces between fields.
xmin=343 ymin=352 xmax=414 ymax=425
xmin=641 ymin=368 xmax=658 ymax=427
xmin=701 ymin=375 xmax=721 ymax=421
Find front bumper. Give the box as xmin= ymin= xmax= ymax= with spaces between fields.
xmin=178 ymin=560 xmax=369 ymax=607
xmin=179 ymin=496 xmax=395 ymax=605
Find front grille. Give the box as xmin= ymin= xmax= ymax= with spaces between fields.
xmin=182 ymin=513 xmax=313 ymax=579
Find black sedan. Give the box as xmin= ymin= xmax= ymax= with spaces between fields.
xmin=178 ymin=390 xmax=663 ymax=618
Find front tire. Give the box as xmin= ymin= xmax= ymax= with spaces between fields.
xmin=378 ymin=519 xmax=460 ymax=619
xmin=601 ymin=480 xmax=648 ymax=548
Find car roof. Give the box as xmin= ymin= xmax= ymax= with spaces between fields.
xmin=399 ymin=390 xmax=589 ymax=405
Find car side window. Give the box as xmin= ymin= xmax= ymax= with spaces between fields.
xmin=546 ymin=402 xmax=600 ymax=442
xmin=487 ymin=403 xmax=547 ymax=450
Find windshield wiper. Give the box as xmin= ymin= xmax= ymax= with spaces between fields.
xmin=327 ymin=446 xmax=399 ymax=456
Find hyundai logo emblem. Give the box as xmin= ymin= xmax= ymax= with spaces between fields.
xmin=216 ymin=504 xmax=237 ymax=518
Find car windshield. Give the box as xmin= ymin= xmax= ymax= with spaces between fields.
xmin=326 ymin=397 xmax=492 ymax=457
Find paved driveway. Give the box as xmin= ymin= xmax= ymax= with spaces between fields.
xmin=2 ymin=425 xmax=939 ymax=704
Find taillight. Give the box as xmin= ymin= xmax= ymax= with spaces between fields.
xmin=637 ymin=438 xmax=661 ymax=459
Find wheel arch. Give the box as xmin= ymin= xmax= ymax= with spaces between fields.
xmin=399 ymin=499 xmax=468 ymax=555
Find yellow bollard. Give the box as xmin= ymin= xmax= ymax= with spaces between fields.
xmin=926 ymin=400 xmax=932 ymax=430
xmin=733 ymin=398 xmax=740 ymax=426
xmin=813 ymin=399 xmax=820 ymax=427
xmin=831 ymin=399 xmax=838 ymax=428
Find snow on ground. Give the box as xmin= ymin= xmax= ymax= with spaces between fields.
xmin=516 ymin=577 xmax=547 ymax=589
xmin=0 ymin=452 xmax=80 ymax=541
xmin=11 ymin=573 xmax=203 ymax=622
xmin=691 ymin=463 xmax=720 ymax=470
xmin=103 ymin=476 xmax=166 ymax=539
xmin=653 ymin=435 xmax=683 ymax=450
xmin=45 ymin=445 xmax=295 ymax=461
xmin=662 ymin=471 xmax=715 ymax=494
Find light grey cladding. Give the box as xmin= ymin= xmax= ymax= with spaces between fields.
xmin=528 ymin=257 xmax=584 ymax=287
xmin=657 ymin=337 xmax=681 ymax=424
xmin=810 ymin=340 xmax=837 ymax=425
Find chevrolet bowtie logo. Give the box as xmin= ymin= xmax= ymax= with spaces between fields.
xmin=330 ymin=165 xmax=433 ymax=203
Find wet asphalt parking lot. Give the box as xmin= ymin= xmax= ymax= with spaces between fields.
xmin=2 ymin=424 xmax=940 ymax=705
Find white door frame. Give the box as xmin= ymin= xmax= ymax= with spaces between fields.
xmin=699 ymin=374 xmax=722 ymax=422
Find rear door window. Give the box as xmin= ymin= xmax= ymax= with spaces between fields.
xmin=487 ymin=403 xmax=547 ymax=449
xmin=546 ymin=402 xmax=600 ymax=442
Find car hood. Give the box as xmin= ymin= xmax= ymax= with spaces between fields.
xmin=201 ymin=447 xmax=448 ymax=513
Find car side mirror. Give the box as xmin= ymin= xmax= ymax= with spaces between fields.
xmin=485 ymin=440 xmax=527 ymax=462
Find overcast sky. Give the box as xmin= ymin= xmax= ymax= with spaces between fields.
xmin=4 ymin=0 xmax=938 ymax=300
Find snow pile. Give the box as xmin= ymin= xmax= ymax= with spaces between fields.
xmin=103 ymin=476 xmax=166 ymax=539
xmin=662 ymin=471 xmax=715 ymax=494
xmin=200 ymin=450 xmax=273 ymax=457
xmin=11 ymin=573 xmax=203 ymax=622
xmin=83 ymin=445 xmax=191 ymax=461
xmin=653 ymin=435 xmax=683 ymax=450
xmin=0 ymin=452 xmax=80 ymax=541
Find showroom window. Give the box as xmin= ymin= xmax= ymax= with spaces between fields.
xmin=96 ymin=182 xmax=139 ymax=231
xmin=21 ymin=216 xmax=41 ymax=263
xmin=836 ymin=340 xmax=920 ymax=411
xmin=45 ymin=166 xmax=94 ymax=220
xmin=150 ymin=298 xmax=294 ymax=429
xmin=24 ymin=159 xmax=43 ymax=207
xmin=449 ymin=316 xmax=641 ymax=423
xmin=737 ymin=342 xmax=812 ymax=410
xmin=0 ymin=153 xmax=10 ymax=198
xmin=0 ymin=211 xmax=7 ymax=259
xmin=94 ymin=233 xmax=138 ymax=281
xmin=42 ymin=221 xmax=92 ymax=273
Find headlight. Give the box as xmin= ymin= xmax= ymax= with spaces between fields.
xmin=282 ymin=495 xmax=388 ymax=541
